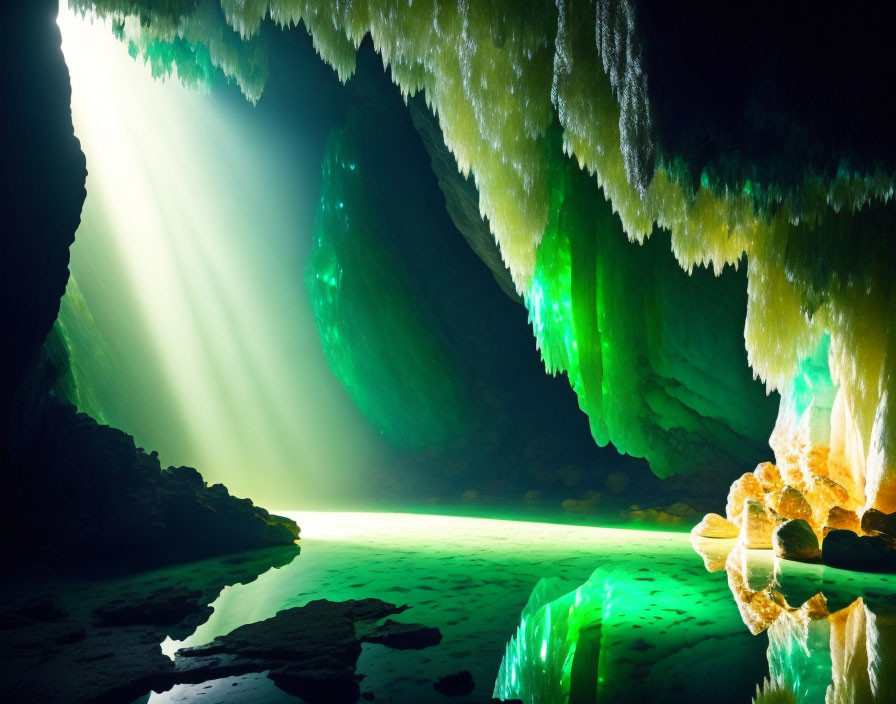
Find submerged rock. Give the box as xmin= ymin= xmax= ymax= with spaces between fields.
xmin=773 ymin=520 xmax=820 ymax=562
xmin=691 ymin=513 xmax=739 ymax=539
xmin=0 ymin=546 xmax=301 ymax=701
xmin=93 ymin=587 xmax=210 ymax=628
xmin=357 ymin=618 xmax=442 ymax=649
xmin=433 ymin=670 xmax=475 ymax=697
xmin=176 ymin=598 xmax=441 ymax=703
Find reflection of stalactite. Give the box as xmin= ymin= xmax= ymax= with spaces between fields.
xmin=693 ymin=537 xmax=896 ymax=703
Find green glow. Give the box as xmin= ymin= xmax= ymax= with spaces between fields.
xmin=56 ymin=6 xmax=387 ymax=505
xmin=305 ymin=120 xmax=468 ymax=447
xmin=526 ymin=129 xmax=776 ymax=476
xmin=766 ymin=614 xmax=832 ymax=704
xmin=75 ymin=0 xmax=896 ymax=510
xmin=495 ymin=539 xmax=896 ymax=703
xmin=154 ymin=511 xmax=894 ymax=703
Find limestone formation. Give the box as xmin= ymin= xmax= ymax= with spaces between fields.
xmin=807 ymin=475 xmax=854 ymax=523
xmin=691 ymin=513 xmax=739 ymax=539
xmin=825 ymin=507 xmax=861 ymax=534
xmin=774 ymin=486 xmax=814 ymax=524
xmin=741 ymin=500 xmax=775 ymax=549
xmin=753 ymin=462 xmax=782 ymax=493
xmin=727 ymin=473 xmax=765 ymax=527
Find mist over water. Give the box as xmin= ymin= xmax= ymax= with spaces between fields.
xmin=58 ymin=5 xmax=388 ymax=507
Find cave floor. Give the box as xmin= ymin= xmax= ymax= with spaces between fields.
xmin=3 ymin=511 xmax=894 ymax=703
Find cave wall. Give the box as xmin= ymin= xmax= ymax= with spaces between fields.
xmin=0 ymin=0 xmax=299 ymax=565
xmin=2 ymin=0 xmax=86 ymax=458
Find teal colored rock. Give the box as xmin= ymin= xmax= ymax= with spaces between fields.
xmin=305 ymin=121 xmax=467 ymax=448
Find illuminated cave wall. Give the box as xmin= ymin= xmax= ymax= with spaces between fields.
xmin=306 ymin=117 xmax=468 ymax=448
xmin=72 ymin=0 xmax=896 ymax=513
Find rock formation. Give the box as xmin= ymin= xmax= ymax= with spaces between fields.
xmin=7 ymin=397 xmax=298 ymax=567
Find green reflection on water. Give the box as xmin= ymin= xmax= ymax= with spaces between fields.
xmin=138 ymin=512 xmax=895 ymax=703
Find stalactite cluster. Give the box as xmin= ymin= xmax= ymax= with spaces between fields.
xmin=74 ymin=0 xmax=896 ymax=522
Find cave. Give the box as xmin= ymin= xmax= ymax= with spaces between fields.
xmin=2 ymin=1 xmax=895 ymax=702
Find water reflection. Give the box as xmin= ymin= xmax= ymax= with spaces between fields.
xmin=0 ymin=545 xmax=301 ymax=702
xmin=13 ymin=512 xmax=887 ymax=702
xmin=496 ymin=536 xmax=896 ymax=703
xmin=693 ymin=538 xmax=896 ymax=703
xmin=494 ymin=562 xmax=766 ymax=703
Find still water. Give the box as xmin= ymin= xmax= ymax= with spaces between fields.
xmin=138 ymin=511 xmax=896 ymax=703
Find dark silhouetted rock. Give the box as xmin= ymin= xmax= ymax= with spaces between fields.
xmin=773 ymin=519 xmax=820 ymax=562
xmin=822 ymin=529 xmax=896 ymax=571
xmin=0 ymin=546 xmax=301 ymax=701
xmin=175 ymin=598 xmax=441 ymax=704
xmin=433 ymin=670 xmax=475 ymax=697
xmin=4 ymin=397 xmax=299 ymax=569
xmin=861 ymin=508 xmax=896 ymax=539
xmin=2 ymin=0 xmax=86 ymax=451
xmin=93 ymin=587 xmax=210 ymax=627
xmin=20 ymin=598 xmax=66 ymax=623
xmin=359 ymin=618 xmax=443 ymax=649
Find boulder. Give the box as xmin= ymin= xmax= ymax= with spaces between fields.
xmin=433 ymin=670 xmax=475 ymax=697
xmin=177 ymin=598 xmax=442 ymax=703
xmin=741 ymin=500 xmax=774 ymax=549
xmin=807 ymin=475 xmax=854 ymax=519
xmin=822 ymin=530 xmax=896 ymax=571
xmin=825 ymin=506 xmax=861 ymax=534
xmin=691 ymin=513 xmax=739 ymax=539
xmin=727 ymin=473 xmax=764 ymax=526
xmin=861 ymin=508 xmax=896 ymax=538
xmin=773 ymin=519 xmax=820 ymax=562
xmin=776 ymin=486 xmax=814 ymax=523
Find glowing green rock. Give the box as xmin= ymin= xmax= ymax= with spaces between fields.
xmin=305 ymin=122 xmax=467 ymax=448
xmin=527 ymin=128 xmax=776 ymax=477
